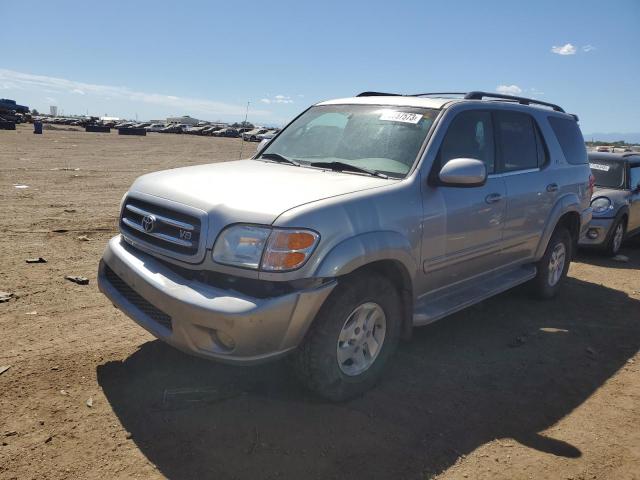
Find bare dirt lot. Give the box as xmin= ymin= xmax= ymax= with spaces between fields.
xmin=1 ymin=124 xmax=639 ymax=480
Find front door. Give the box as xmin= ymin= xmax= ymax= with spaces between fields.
xmin=421 ymin=109 xmax=507 ymax=291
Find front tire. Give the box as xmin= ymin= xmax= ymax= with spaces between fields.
xmin=531 ymin=227 xmax=572 ymax=299
xmin=291 ymin=271 xmax=401 ymax=401
xmin=604 ymin=218 xmax=626 ymax=257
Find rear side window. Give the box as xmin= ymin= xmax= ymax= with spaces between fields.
xmin=495 ymin=111 xmax=540 ymax=172
xmin=548 ymin=116 xmax=588 ymax=164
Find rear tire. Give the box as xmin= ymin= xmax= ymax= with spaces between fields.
xmin=531 ymin=227 xmax=572 ymax=299
xmin=291 ymin=271 xmax=401 ymax=401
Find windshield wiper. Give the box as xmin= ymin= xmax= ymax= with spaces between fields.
xmin=309 ymin=161 xmax=389 ymax=179
xmin=260 ymin=152 xmax=300 ymax=166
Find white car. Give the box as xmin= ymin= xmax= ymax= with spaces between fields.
xmin=145 ymin=124 xmax=166 ymax=133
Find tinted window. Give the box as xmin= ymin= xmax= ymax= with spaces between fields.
xmin=630 ymin=166 xmax=640 ymax=190
xmin=439 ymin=111 xmax=495 ymax=174
xmin=548 ymin=116 xmax=588 ymax=164
xmin=495 ymin=111 xmax=539 ymax=171
xmin=589 ymin=160 xmax=625 ymax=188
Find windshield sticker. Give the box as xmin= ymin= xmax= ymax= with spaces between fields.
xmin=379 ymin=111 xmax=423 ymax=124
xmin=590 ymin=163 xmax=610 ymax=172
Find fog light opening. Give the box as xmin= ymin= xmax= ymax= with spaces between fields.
xmin=587 ymin=229 xmax=599 ymax=240
xmin=211 ymin=330 xmax=236 ymax=352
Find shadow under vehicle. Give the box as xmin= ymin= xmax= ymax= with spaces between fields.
xmin=98 ymin=275 xmax=640 ymax=480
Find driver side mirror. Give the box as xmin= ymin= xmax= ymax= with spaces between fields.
xmin=438 ymin=158 xmax=487 ymax=187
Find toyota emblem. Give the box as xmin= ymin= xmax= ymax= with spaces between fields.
xmin=141 ymin=214 xmax=156 ymax=233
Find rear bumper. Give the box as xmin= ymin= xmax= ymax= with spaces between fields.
xmin=98 ymin=235 xmax=335 ymax=365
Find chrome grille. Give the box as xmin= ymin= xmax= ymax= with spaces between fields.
xmin=119 ymin=198 xmax=202 ymax=257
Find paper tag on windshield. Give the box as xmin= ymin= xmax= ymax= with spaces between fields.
xmin=590 ymin=163 xmax=610 ymax=172
xmin=379 ymin=111 xmax=422 ymax=124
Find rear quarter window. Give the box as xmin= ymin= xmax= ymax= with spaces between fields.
xmin=548 ymin=116 xmax=588 ymax=164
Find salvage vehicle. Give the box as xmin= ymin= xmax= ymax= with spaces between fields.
xmin=98 ymin=91 xmax=592 ymax=400
xmin=242 ymin=128 xmax=269 ymax=142
xmin=579 ymin=152 xmax=640 ymax=255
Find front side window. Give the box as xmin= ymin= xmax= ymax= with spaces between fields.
xmin=438 ymin=110 xmax=495 ymax=174
xmin=259 ymin=105 xmax=438 ymax=178
xmin=495 ymin=111 xmax=540 ymax=172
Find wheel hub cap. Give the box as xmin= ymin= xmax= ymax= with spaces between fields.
xmin=548 ymin=242 xmax=566 ymax=287
xmin=337 ymin=302 xmax=386 ymax=376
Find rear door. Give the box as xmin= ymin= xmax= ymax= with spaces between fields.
xmin=629 ymin=165 xmax=640 ymax=232
xmin=495 ymin=110 xmax=554 ymax=265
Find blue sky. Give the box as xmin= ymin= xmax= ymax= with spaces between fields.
xmin=1 ymin=0 xmax=638 ymax=135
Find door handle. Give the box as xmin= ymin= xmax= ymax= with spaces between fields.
xmin=485 ymin=193 xmax=503 ymax=204
xmin=546 ymin=183 xmax=559 ymax=193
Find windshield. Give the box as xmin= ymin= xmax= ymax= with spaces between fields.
xmin=590 ymin=160 xmax=625 ymax=189
xmin=258 ymin=104 xmax=438 ymax=178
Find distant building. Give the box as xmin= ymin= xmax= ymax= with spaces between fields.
xmin=166 ymin=115 xmax=199 ymax=126
xmin=100 ymin=116 xmax=121 ymax=122
xmin=50 ymin=106 xmax=58 ymax=116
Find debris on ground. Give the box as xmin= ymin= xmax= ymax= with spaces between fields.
xmin=60 ymin=390 xmax=68 ymax=395
xmin=52 ymin=229 xmax=69 ymax=233
xmin=44 ymin=436 xmax=52 ymax=443
xmin=26 ymin=257 xmax=47 ymax=264
xmin=0 ymin=366 xmax=11 ymax=376
xmin=50 ymin=167 xmax=80 ymax=171
xmin=508 ymin=335 xmax=527 ymax=348
xmin=612 ymin=254 xmax=629 ymax=263
xmin=76 ymin=235 xmax=90 ymax=241
xmin=586 ymin=347 xmax=597 ymax=356
xmin=13 ymin=184 xmax=29 ymax=189
xmin=0 ymin=292 xmax=14 ymax=303
xmin=86 ymin=397 xmax=93 ymax=408
xmin=25 ymin=311 xmax=37 ymax=315
xmin=4 ymin=431 xmax=17 ymax=437
xmin=65 ymin=276 xmax=89 ymax=285
xmin=64 ymin=208 xmax=77 ymax=213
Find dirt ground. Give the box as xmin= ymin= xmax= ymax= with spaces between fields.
xmin=1 ymin=124 xmax=639 ymax=480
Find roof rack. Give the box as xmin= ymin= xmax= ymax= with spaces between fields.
xmin=354 ymin=90 xmax=568 ymax=115
xmin=413 ymin=92 xmax=467 ymax=97
xmin=463 ymin=91 xmax=565 ymax=113
xmin=356 ymin=91 xmax=402 ymax=97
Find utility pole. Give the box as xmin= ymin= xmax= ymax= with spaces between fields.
xmin=238 ymin=101 xmax=250 ymax=160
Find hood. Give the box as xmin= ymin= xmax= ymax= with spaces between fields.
xmin=130 ymin=159 xmax=394 ymax=226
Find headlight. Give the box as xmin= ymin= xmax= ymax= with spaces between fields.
xmin=212 ymin=225 xmax=270 ymax=269
xmin=212 ymin=225 xmax=319 ymax=271
xmin=591 ymin=196 xmax=612 ymax=214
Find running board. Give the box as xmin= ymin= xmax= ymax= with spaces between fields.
xmin=413 ymin=265 xmax=537 ymax=326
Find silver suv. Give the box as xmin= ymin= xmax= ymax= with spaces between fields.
xmin=98 ymin=91 xmax=593 ymax=400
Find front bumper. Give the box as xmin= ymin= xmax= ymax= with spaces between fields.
xmin=98 ymin=235 xmax=335 ymax=364
xmin=578 ymin=217 xmax=615 ymax=247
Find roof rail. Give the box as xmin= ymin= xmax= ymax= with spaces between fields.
xmin=356 ymin=91 xmax=402 ymax=97
xmin=464 ymin=91 xmax=565 ymax=113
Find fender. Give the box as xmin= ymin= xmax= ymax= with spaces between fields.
xmin=534 ymin=192 xmax=583 ymax=259
xmin=314 ymin=231 xmax=418 ymax=281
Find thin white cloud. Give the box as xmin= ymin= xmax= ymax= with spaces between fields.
xmin=582 ymin=44 xmax=596 ymax=53
xmin=496 ymin=84 xmax=522 ymax=96
xmin=261 ymin=94 xmax=294 ymax=105
xmin=0 ymin=69 xmax=270 ymax=117
xmin=551 ymin=43 xmax=577 ymax=55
